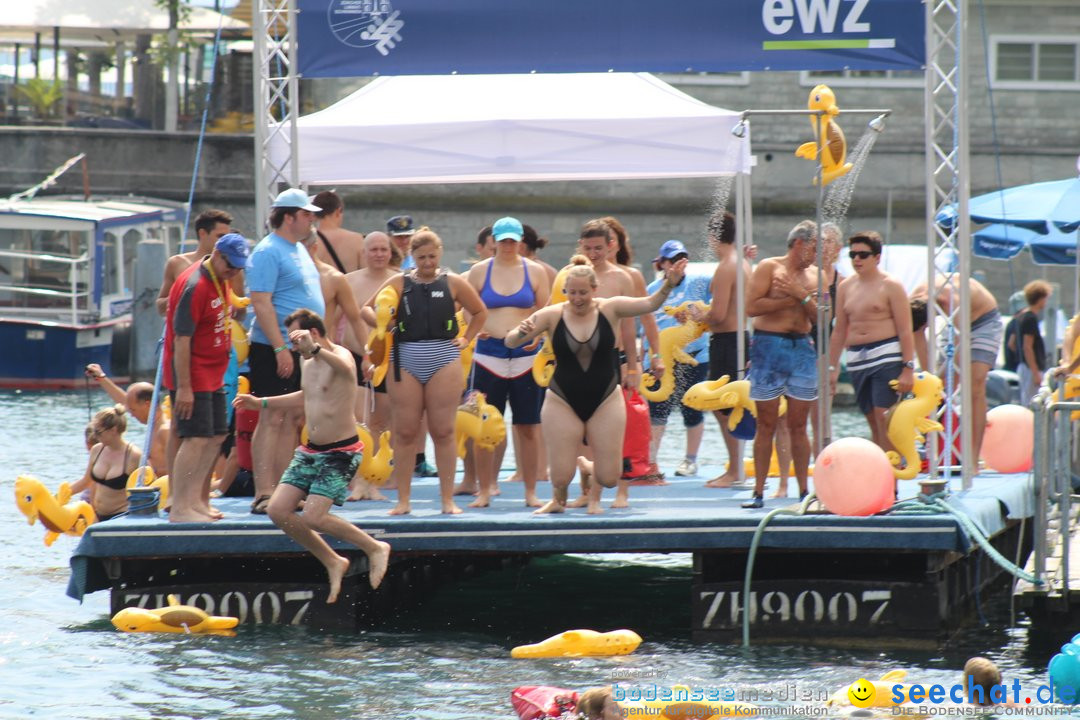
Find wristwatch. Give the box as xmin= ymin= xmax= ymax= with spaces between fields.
xmin=903 ymin=360 xmax=915 ymax=369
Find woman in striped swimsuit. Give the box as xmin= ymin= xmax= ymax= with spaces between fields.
xmin=364 ymin=229 xmax=487 ymax=515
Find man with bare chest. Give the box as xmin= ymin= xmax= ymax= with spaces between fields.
xmin=828 ymin=231 xmax=914 ymax=453
xmin=742 ymin=220 xmax=820 ymax=508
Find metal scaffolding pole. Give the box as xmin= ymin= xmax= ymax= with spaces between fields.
xmin=924 ymin=0 xmax=973 ymax=488
xmin=254 ymin=0 xmax=299 ymax=235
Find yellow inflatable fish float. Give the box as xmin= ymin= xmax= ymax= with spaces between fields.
xmin=640 ymin=301 xmax=710 ymax=403
xmin=795 ymin=84 xmax=853 ymax=187
xmin=531 ymin=263 xmax=574 ymax=387
xmin=886 ymin=371 xmax=944 ymax=480
xmin=14 ymin=475 xmax=96 ymax=546
xmin=682 ymin=376 xmax=757 ymax=432
xmin=511 ymin=628 xmax=642 ymax=658
xmin=455 ymin=310 xmax=478 ymax=385
xmin=112 ymin=594 xmax=239 ymax=636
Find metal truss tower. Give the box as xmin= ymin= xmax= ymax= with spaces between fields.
xmin=924 ymin=0 xmax=974 ymax=487
xmin=253 ymin=0 xmax=299 ymax=233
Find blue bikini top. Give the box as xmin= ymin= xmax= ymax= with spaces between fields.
xmin=480 ymin=259 xmax=535 ymax=309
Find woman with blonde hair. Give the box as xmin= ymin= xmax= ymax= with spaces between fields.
xmin=507 ymin=254 xmax=686 ymax=514
xmin=70 ymin=404 xmax=142 ymax=521
xmin=364 ymin=228 xmax=487 ymax=515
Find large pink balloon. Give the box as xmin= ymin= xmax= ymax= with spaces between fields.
xmin=814 ymin=438 xmax=895 ymax=516
xmin=980 ymin=404 xmax=1034 ymax=473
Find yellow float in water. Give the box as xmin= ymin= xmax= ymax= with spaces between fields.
xmin=111 ymin=594 xmax=239 ymax=636
xmin=14 ymin=475 xmax=96 ymax=546
xmin=510 ymin=628 xmax=642 ymax=658
xmin=640 ymin=301 xmax=709 ymax=403
xmin=885 ymin=372 xmax=944 ymax=480
xmin=620 ymin=685 xmax=758 ymax=718
xmin=795 ymin=84 xmax=853 ymax=187
xmin=368 ymin=285 xmax=398 ymax=387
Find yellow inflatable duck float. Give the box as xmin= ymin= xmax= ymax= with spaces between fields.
xmin=795 ymin=84 xmax=853 ymax=187
xmin=886 ymin=371 xmax=945 ymax=480
xmin=621 ymin=685 xmax=758 ymax=719
xmin=531 ymin=263 xmax=573 ymax=387
xmin=356 ymin=424 xmax=394 ymax=487
xmin=126 ymin=467 xmax=170 ymax=512
xmin=112 ymin=594 xmax=239 ymax=636
xmin=455 ymin=310 xmax=478 ymax=385
xmin=229 ymin=294 xmax=252 ymax=364
xmin=826 ymin=670 xmax=919 ymax=710
xmin=455 ymin=392 xmax=507 ymax=458
xmin=640 ymin=301 xmax=710 ymax=403
xmin=368 ymin=284 xmax=398 ymax=387
xmin=511 ymin=628 xmax=642 ymax=658
xmin=14 ymin=475 xmax=96 ymax=546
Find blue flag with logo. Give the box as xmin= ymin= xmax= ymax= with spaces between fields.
xmin=298 ymin=0 xmax=925 ymax=78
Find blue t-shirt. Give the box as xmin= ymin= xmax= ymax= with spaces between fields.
xmin=246 ymin=233 xmax=325 ymax=347
xmin=644 ymin=272 xmax=713 ymax=366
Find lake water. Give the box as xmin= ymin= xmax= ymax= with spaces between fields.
xmin=0 ymin=390 xmax=1061 ymax=719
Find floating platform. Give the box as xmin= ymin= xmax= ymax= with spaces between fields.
xmin=67 ymin=467 xmax=1033 ymax=644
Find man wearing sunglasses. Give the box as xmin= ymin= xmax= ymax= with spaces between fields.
xmin=163 ymin=233 xmax=250 ymax=522
xmin=827 ymin=231 xmax=915 ymax=460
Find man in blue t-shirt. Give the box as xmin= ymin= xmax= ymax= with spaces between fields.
xmin=642 ymin=240 xmax=713 ymax=479
xmin=246 ymin=188 xmax=327 ymax=512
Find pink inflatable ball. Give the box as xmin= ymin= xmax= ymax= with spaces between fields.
xmin=980 ymin=404 xmax=1034 ymax=473
xmin=813 ymin=437 xmax=895 ymax=516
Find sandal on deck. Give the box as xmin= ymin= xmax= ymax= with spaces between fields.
xmin=250 ymin=495 xmax=271 ymax=515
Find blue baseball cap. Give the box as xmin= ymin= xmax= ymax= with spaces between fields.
xmin=271 ymin=188 xmax=322 ymax=212
xmin=654 ymin=239 xmax=689 ymax=263
xmin=215 ymin=232 xmax=250 ymax=269
xmin=493 ymin=216 xmax=523 ymax=242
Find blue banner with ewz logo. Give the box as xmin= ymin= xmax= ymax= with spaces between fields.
xmin=296 ymin=0 xmax=925 ymax=78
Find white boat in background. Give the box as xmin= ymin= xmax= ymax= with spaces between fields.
xmin=0 ymin=194 xmax=186 ymax=388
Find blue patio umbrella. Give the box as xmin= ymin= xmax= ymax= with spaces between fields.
xmin=937 ymin=177 xmax=1080 ymax=234
xmin=973 ymin=223 xmax=1079 ymax=265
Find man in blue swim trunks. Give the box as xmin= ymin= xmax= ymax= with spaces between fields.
xmin=742 ymin=220 xmax=821 ymax=508
xmin=827 ymin=231 xmax=915 ymax=456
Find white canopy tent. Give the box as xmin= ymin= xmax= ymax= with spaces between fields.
xmin=273 ymin=72 xmax=751 ymax=186
xmin=0 ymin=1 xmax=249 ymax=42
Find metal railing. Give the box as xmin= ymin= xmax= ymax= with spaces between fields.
xmin=0 ymin=248 xmax=91 ymax=324
xmin=1031 ymin=378 xmax=1080 ymax=593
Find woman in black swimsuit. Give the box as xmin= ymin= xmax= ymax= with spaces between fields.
xmin=506 ymin=255 xmax=687 ymax=515
xmin=70 ymin=404 xmax=142 ymax=521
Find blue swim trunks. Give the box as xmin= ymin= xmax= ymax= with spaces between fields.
xmin=747 ymin=330 xmax=818 ymax=402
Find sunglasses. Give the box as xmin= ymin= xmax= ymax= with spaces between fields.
xmin=849 ymin=250 xmax=876 ymax=260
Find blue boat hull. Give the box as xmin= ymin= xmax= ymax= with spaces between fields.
xmin=0 ymin=319 xmax=122 ymax=388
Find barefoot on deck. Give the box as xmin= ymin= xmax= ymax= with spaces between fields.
xmin=704 ymin=472 xmax=736 ymax=488
xmin=169 ymin=508 xmax=218 ymax=523
xmin=533 ymin=499 xmax=565 ymax=514
xmin=452 ymin=483 xmax=479 ymax=496
xmin=525 ymin=494 xmax=543 ymax=508
xmin=367 ymin=541 xmax=391 ymax=589
xmin=586 ymin=501 xmax=605 ymax=515
xmin=566 ymin=495 xmax=589 ymax=508
xmin=442 ymin=502 xmax=463 ymax=514
xmin=327 ymin=555 xmax=350 ymax=603
xmin=467 ymin=494 xmax=491 ymax=508
xmin=388 ymin=502 xmax=411 ymax=515
xmin=771 ymin=482 xmax=789 ymax=499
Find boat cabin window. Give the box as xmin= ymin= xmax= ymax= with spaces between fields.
xmin=0 ymin=228 xmax=90 ymax=314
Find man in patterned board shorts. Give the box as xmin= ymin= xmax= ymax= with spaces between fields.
xmin=234 ymin=308 xmax=390 ymax=602
xmin=742 ymin=220 xmax=821 ymax=509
